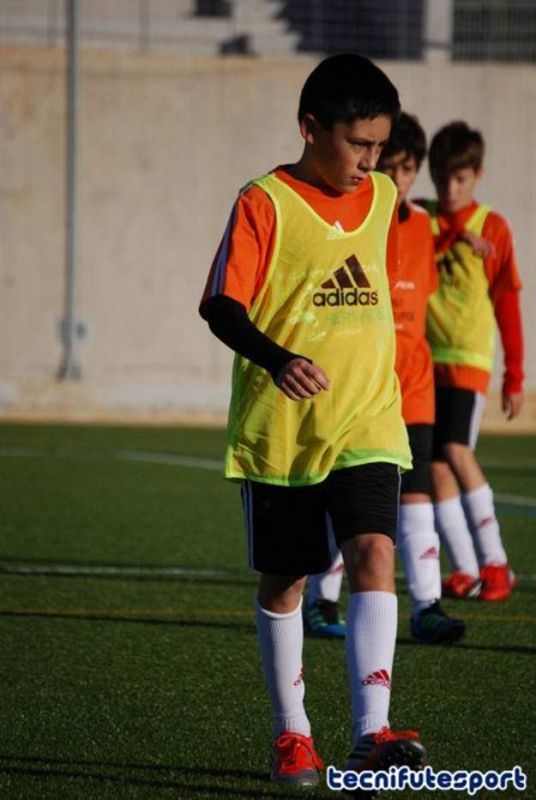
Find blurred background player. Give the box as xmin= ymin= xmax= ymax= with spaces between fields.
xmin=200 ymin=54 xmax=426 ymax=789
xmin=305 ymin=113 xmax=466 ymax=645
xmin=422 ymin=121 xmax=524 ymax=602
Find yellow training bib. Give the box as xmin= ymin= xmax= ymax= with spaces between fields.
xmin=426 ymin=203 xmax=495 ymax=373
xmin=225 ymin=172 xmax=411 ymax=485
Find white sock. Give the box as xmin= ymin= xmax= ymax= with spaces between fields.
xmin=308 ymin=552 xmax=344 ymax=604
xmin=398 ymin=502 xmax=441 ymax=615
xmin=256 ymin=600 xmax=311 ymax=737
xmin=462 ymin=483 xmax=507 ymax=566
xmin=434 ymin=496 xmax=480 ymax=577
xmin=345 ymin=591 xmax=397 ymax=744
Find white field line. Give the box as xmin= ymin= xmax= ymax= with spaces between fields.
xmin=115 ymin=449 xmax=223 ymax=470
xmin=0 ymin=563 xmax=240 ymax=578
xmin=495 ymin=493 xmax=536 ymax=508
xmin=0 ymin=562 xmax=535 ymax=583
xmin=1 ymin=446 xmax=535 ymax=579
xmin=3 ymin=445 xmax=536 ymax=505
xmin=3 ymin=443 xmax=536 ymax=512
xmin=0 ymin=445 xmax=223 ymax=472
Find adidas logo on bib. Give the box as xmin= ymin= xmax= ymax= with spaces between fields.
xmin=313 ymin=255 xmax=378 ymax=307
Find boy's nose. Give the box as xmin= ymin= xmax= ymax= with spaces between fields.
xmin=447 ymin=178 xmax=458 ymax=198
xmin=361 ymin=146 xmax=381 ymax=171
xmin=392 ymin=168 xmax=403 ymax=188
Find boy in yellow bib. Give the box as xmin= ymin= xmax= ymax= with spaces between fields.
xmin=200 ymin=54 xmax=426 ymax=790
xmin=422 ymin=122 xmax=524 ymax=602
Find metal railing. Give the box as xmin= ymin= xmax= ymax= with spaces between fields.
xmin=1 ymin=0 xmax=535 ymax=61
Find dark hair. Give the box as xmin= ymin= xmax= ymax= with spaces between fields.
xmin=379 ymin=112 xmax=427 ymax=168
xmin=429 ymin=121 xmax=485 ymax=183
xmin=298 ymin=53 xmax=400 ymax=130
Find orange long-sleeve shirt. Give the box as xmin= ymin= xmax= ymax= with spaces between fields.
xmin=392 ymin=202 xmax=438 ymax=424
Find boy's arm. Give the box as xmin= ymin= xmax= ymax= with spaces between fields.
xmin=200 ymin=294 xmax=302 ymax=379
xmin=199 ymin=187 xmax=329 ymax=400
xmin=201 ymin=295 xmax=329 ymax=399
xmin=483 ymin=213 xmax=524 ymax=419
xmin=493 ymin=289 xmax=524 ymax=420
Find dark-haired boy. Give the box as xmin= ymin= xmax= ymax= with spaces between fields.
xmin=422 ymin=121 xmax=524 ymax=602
xmin=200 ymin=54 xmax=426 ymax=789
xmin=306 ymin=113 xmax=466 ymax=645
xmin=381 ymin=114 xmax=466 ymax=642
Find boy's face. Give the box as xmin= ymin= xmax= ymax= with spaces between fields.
xmin=378 ymin=151 xmax=418 ymax=206
xmin=300 ymin=114 xmax=392 ymax=194
xmin=434 ymin=166 xmax=482 ymax=214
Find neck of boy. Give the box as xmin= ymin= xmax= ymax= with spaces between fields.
xmin=438 ymin=199 xmax=478 ymax=224
xmin=285 ymin=160 xmax=347 ymax=197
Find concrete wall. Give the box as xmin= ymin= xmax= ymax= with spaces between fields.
xmin=1 ymin=47 xmax=535 ymax=430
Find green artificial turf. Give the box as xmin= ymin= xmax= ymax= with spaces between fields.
xmin=0 ymin=423 xmax=534 ymax=799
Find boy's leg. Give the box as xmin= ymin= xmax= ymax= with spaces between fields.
xmin=257 ymin=573 xmax=311 ymax=736
xmin=432 ymin=388 xmax=481 ymax=596
xmin=397 ymin=426 xmax=465 ymax=644
xmin=444 ymin=442 xmax=513 ymax=601
xmin=256 ymin=574 xmax=323 ymax=785
xmin=242 ymin=481 xmax=327 ymax=784
xmin=444 ymin=442 xmax=506 ymax=561
xmin=431 ymin=460 xmax=481 ymax=585
xmin=436 ymin=388 xmax=514 ymax=601
xmin=341 ymin=533 xmax=398 ymax=738
xmin=326 ymin=464 xmax=426 ymax=771
xmin=305 ymin=524 xmax=346 ymax=638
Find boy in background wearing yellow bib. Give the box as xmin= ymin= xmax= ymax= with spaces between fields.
xmin=200 ymin=54 xmax=426 ymax=790
xmin=422 ymin=122 xmax=524 ymax=603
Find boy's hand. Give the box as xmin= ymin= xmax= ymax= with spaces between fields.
xmin=502 ymin=391 xmax=523 ymax=421
xmin=459 ymin=230 xmax=496 ymax=259
xmin=275 ymin=358 xmax=330 ymax=401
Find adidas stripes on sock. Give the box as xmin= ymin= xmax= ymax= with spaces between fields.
xmin=256 ymin=600 xmax=311 ymax=737
xmin=346 ymin=591 xmax=397 ymax=743
xmin=462 ymin=483 xmax=507 ymax=566
xmin=434 ymin=495 xmax=480 ymax=578
xmin=398 ymin=502 xmax=442 ymax=615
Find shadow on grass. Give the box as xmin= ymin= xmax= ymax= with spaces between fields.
xmin=397 ymin=636 xmax=536 ymax=655
xmin=0 ymin=609 xmax=256 ymax=632
xmin=0 ymin=753 xmax=301 ymax=799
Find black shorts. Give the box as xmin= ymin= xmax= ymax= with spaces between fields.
xmin=433 ymin=387 xmax=486 ymax=461
xmin=401 ymin=424 xmax=433 ymax=495
xmin=241 ymin=463 xmax=400 ymax=576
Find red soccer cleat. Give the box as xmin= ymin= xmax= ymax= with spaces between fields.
xmin=346 ymin=726 xmax=427 ymax=773
xmin=480 ymin=563 xmax=516 ymax=601
xmin=270 ymin=732 xmax=324 ymax=785
xmin=442 ymin=571 xmax=482 ymax=599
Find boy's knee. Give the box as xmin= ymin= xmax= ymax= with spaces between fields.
xmin=441 ymin=442 xmax=486 ymax=492
xmin=431 ymin=459 xmax=453 ymax=483
xmin=443 ymin=442 xmax=474 ymax=471
xmin=257 ymin=574 xmax=307 ymax=614
xmin=342 ymin=533 xmax=395 ymax=591
xmin=360 ymin=535 xmax=394 ymax=569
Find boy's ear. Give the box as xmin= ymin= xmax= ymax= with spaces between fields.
xmin=299 ymin=113 xmax=320 ymax=144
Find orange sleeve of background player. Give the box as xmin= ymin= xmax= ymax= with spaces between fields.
xmin=482 ymin=212 xmax=524 ymax=395
xmin=482 ymin=212 xmax=523 ymax=298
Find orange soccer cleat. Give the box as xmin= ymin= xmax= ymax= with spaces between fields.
xmin=480 ymin=563 xmax=515 ymax=601
xmin=270 ymin=731 xmax=324 ymax=785
xmin=442 ymin=570 xmax=482 ymax=599
xmin=346 ymin=726 xmax=427 ymax=774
